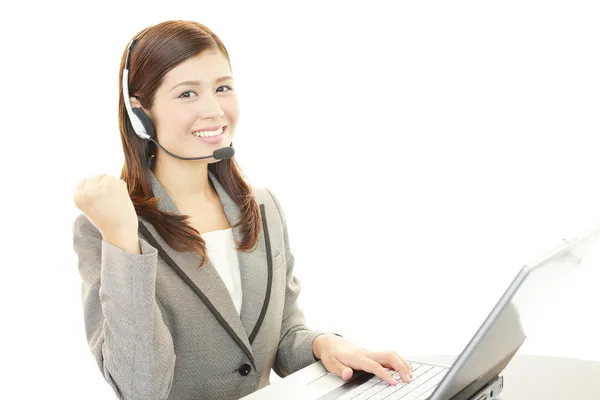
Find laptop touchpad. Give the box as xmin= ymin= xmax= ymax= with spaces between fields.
xmin=309 ymin=371 xmax=371 ymax=399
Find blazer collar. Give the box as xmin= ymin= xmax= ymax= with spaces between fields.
xmin=138 ymin=169 xmax=272 ymax=367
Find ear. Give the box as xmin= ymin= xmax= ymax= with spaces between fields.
xmin=130 ymin=96 xmax=142 ymax=108
xmin=130 ymin=97 xmax=153 ymax=120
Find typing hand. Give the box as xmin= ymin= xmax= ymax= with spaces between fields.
xmin=312 ymin=334 xmax=414 ymax=385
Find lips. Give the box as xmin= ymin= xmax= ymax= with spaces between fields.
xmin=192 ymin=125 xmax=226 ymax=134
xmin=191 ymin=126 xmax=228 ymax=140
xmin=191 ymin=126 xmax=228 ymax=144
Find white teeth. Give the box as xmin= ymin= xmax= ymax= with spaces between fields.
xmin=192 ymin=127 xmax=224 ymax=137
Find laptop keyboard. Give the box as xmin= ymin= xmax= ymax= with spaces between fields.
xmin=335 ymin=363 xmax=448 ymax=400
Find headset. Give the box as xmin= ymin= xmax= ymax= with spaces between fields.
xmin=122 ymin=37 xmax=235 ymax=164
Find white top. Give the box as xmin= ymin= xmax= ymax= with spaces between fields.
xmin=200 ymin=228 xmax=243 ymax=315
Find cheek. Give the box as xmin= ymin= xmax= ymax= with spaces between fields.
xmin=222 ymin=96 xmax=240 ymax=123
xmin=162 ymin=106 xmax=197 ymax=133
xmin=176 ymin=107 xmax=198 ymax=125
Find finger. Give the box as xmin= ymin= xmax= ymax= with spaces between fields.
xmin=394 ymin=354 xmax=414 ymax=379
xmin=347 ymin=356 xmax=397 ymax=385
xmin=84 ymin=174 xmax=104 ymax=190
xmin=365 ymin=351 xmax=411 ymax=382
xmin=97 ymin=174 xmax=112 ymax=185
xmin=73 ymin=179 xmax=87 ymax=205
xmin=321 ymin=356 xmax=354 ymax=381
xmin=75 ymin=178 xmax=86 ymax=191
xmin=404 ymin=359 xmax=414 ymax=375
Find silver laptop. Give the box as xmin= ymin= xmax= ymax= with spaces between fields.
xmin=241 ymin=221 xmax=600 ymax=400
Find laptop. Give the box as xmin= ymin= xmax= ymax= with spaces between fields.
xmin=241 ymin=221 xmax=600 ymax=400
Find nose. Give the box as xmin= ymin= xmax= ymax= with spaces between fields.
xmin=197 ymin=92 xmax=224 ymax=119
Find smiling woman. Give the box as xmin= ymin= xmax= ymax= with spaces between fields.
xmin=133 ymin=54 xmax=237 ymax=163
xmin=117 ymin=21 xmax=248 ymax=254
xmin=71 ymin=19 xmax=413 ymax=400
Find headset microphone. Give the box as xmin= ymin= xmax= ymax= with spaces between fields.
xmin=122 ymin=38 xmax=235 ymax=162
xmin=149 ymin=142 xmax=235 ymax=161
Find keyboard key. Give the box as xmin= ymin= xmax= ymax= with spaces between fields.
xmin=334 ymin=364 xmax=446 ymax=400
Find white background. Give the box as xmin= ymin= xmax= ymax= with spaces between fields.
xmin=1 ymin=1 xmax=600 ymax=399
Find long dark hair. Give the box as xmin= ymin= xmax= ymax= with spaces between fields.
xmin=117 ymin=20 xmax=260 ymax=264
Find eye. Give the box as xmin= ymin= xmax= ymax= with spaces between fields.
xmin=178 ymin=90 xmax=198 ymax=98
xmin=217 ymin=85 xmax=233 ymax=93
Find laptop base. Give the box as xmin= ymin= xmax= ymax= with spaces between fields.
xmin=456 ymin=375 xmax=503 ymax=400
xmin=316 ymin=369 xmax=503 ymax=400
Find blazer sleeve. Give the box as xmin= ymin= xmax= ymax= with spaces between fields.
xmin=265 ymin=189 xmax=331 ymax=377
xmin=72 ymin=214 xmax=176 ymax=400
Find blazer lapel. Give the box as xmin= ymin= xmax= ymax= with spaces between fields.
xmin=140 ymin=170 xmax=268 ymax=365
xmin=207 ymin=171 xmax=271 ymax=343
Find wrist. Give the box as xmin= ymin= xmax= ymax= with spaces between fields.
xmin=101 ymin=229 xmax=140 ymax=254
xmin=313 ymin=333 xmax=337 ymax=360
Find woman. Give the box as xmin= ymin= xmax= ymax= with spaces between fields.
xmin=72 ymin=20 xmax=413 ymax=400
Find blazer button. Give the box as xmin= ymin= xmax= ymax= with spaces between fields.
xmin=238 ymin=363 xmax=251 ymax=376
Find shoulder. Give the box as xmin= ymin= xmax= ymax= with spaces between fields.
xmin=250 ymin=185 xmax=287 ymax=224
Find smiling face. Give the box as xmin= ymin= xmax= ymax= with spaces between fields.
xmin=133 ymin=49 xmax=239 ymax=163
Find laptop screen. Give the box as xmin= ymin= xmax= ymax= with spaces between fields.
xmin=433 ymin=224 xmax=600 ymax=400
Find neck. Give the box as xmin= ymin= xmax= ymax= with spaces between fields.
xmin=152 ymin=155 xmax=216 ymax=203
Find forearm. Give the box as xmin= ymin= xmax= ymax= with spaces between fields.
xmin=96 ymin=238 xmax=176 ymax=400
xmin=74 ymin=214 xmax=176 ymax=400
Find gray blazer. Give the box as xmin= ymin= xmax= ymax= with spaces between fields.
xmin=72 ymin=170 xmax=327 ymax=400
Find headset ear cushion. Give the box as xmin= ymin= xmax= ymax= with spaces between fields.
xmin=132 ymin=107 xmax=155 ymax=139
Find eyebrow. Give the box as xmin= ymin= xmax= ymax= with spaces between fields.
xmin=169 ymin=76 xmax=233 ymax=92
